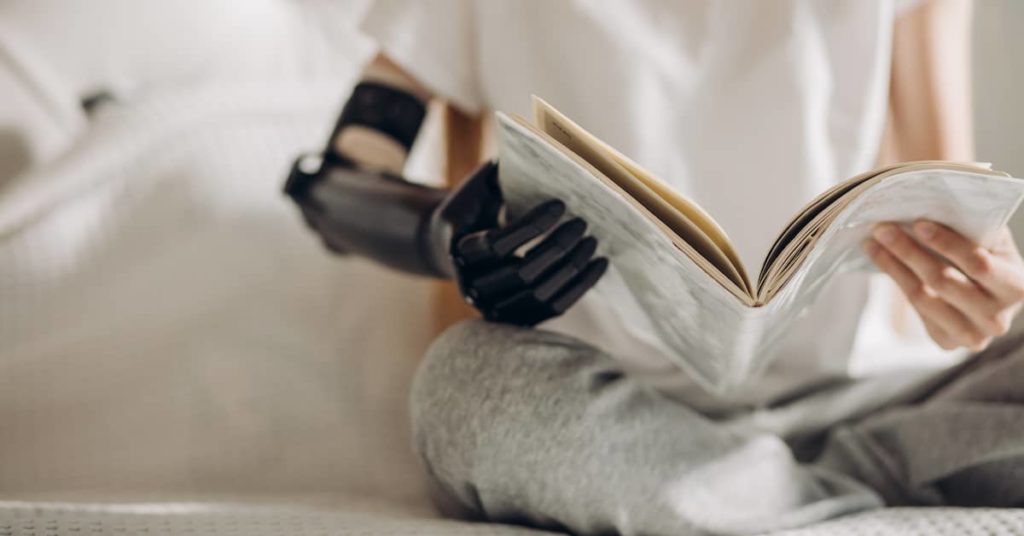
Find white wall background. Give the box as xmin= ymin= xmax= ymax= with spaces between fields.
xmin=974 ymin=0 xmax=1024 ymax=240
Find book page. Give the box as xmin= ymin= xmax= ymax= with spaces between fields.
xmin=505 ymin=114 xmax=752 ymax=302
xmin=756 ymin=165 xmax=897 ymax=287
xmin=531 ymin=97 xmax=752 ymax=294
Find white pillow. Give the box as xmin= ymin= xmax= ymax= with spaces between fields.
xmin=0 ymin=0 xmax=373 ymax=180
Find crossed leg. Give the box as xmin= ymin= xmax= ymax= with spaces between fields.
xmin=410 ymin=321 xmax=883 ymax=535
xmin=816 ymin=331 xmax=1024 ymax=507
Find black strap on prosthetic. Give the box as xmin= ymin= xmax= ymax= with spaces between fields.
xmin=325 ymin=81 xmax=427 ymax=159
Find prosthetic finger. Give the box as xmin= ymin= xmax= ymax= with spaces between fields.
xmin=486 ymin=239 xmax=608 ymax=326
xmin=455 ymin=199 xmax=565 ymax=267
xmin=486 ymin=257 xmax=608 ymax=326
xmin=454 ymin=229 xmax=503 ymax=268
xmin=466 ymin=218 xmax=587 ymax=303
xmin=532 ymin=237 xmax=598 ymax=302
xmin=489 ymin=199 xmax=566 ymax=256
xmin=519 ymin=218 xmax=588 ymax=281
xmin=549 ymin=258 xmax=609 ymax=315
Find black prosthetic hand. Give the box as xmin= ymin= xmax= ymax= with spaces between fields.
xmin=439 ymin=162 xmax=609 ymax=326
xmin=286 ymin=158 xmax=607 ymax=326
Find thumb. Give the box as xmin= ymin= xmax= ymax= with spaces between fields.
xmin=440 ymin=161 xmax=502 ymax=234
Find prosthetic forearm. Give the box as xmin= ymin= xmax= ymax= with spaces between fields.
xmin=286 ymin=153 xmax=452 ymax=277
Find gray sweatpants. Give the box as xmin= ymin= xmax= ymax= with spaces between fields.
xmin=411 ymin=320 xmax=1024 ymax=535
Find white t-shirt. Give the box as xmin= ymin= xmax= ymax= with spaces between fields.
xmin=362 ymin=0 xmax=920 ymax=407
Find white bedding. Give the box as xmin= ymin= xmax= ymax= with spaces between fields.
xmin=0 ymin=79 xmax=439 ymax=511
xmin=0 ymin=501 xmax=1021 ymax=536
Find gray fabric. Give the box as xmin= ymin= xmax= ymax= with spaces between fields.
xmin=412 ymin=321 xmax=1024 ymax=536
xmin=817 ymin=333 xmax=1024 ymax=507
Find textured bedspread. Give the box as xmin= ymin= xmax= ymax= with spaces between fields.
xmin=0 ymin=501 xmax=1022 ymax=535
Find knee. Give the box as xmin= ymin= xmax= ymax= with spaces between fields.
xmin=410 ymin=320 xmax=530 ymax=514
xmin=409 ymin=322 xmax=518 ymax=451
xmin=409 ymin=320 xmax=611 ymax=506
xmin=411 ymin=320 xmax=525 ymax=412
xmin=412 ymin=319 xmax=590 ymax=407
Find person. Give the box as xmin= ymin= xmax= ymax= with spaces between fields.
xmin=285 ymin=0 xmax=1024 ymax=533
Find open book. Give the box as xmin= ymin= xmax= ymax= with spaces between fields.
xmin=497 ymin=97 xmax=1024 ymax=391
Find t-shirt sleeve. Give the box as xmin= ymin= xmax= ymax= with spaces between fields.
xmin=360 ymin=0 xmax=483 ymax=112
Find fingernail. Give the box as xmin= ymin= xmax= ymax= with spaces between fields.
xmin=914 ymin=220 xmax=937 ymax=240
xmin=873 ymin=224 xmax=898 ymax=245
xmin=863 ymin=239 xmax=880 ymax=256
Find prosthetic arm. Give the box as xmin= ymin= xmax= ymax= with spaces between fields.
xmin=284 ymin=79 xmax=607 ymax=326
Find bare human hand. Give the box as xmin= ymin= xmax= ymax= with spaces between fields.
xmin=865 ymin=221 xmax=1024 ymax=351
